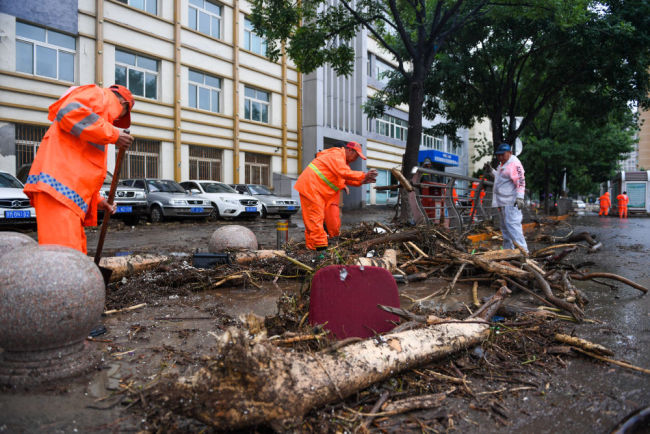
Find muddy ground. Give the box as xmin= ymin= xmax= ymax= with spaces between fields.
xmin=0 ymin=207 xmax=649 ymax=433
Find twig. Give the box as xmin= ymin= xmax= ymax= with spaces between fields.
xmin=523 ymin=264 xmax=584 ymax=321
xmin=476 ymin=386 xmax=536 ymax=395
xmin=213 ymin=273 xmax=244 ymax=287
xmin=276 ymin=252 xmax=314 ymax=273
xmin=503 ymin=276 xmax=555 ymax=308
xmin=273 ymin=333 xmax=327 ymax=345
xmin=359 ymin=391 xmax=389 ymax=432
xmin=571 ymin=347 xmax=650 ymax=375
xmin=103 ymin=303 xmax=147 ymax=316
xmin=442 ymin=263 xmax=466 ymax=299
xmin=413 ymin=369 xmax=469 ymax=385
xmin=472 ymin=281 xmax=480 ymax=307
xmin=406 ymin=241 xmax=429 ymax=258
xmin=570 ymin=272 xmax=648 ymax=294
xmin=554 ymin=333 xmax=613 ymax=356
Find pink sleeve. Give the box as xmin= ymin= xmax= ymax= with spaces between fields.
xmin=508 ymin=161 xmax=526 ymax=198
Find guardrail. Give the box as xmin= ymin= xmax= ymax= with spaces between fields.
xmin=409 ymin=166 xmax=498 ymax=232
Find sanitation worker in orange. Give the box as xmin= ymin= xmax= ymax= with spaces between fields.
xmin=24 ymin=84 xmax=134 ymax=254
xmin=616 ymin=191 xmax=629 ymax=218
xmin=469 ymin=177 xmax=487 ymax=222
xmin=598 ymin=191 xmax=611 ymax=216
xmin=295 ymin=142 xmax=378 ymax=250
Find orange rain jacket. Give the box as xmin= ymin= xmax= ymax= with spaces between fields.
xmin=598 ymin=192 xmax=611 ymax=216
xmin=24 ymin=85 xmax=124 ymax=227
xmin=295 ymin=147 xmax=365 ymax=249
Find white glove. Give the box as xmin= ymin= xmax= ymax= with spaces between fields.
xmin=515 ymin=198 xmax=525 ymax=209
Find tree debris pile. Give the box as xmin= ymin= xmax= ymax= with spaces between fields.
xmin=101 ymin=220 xmax=647 ymax=431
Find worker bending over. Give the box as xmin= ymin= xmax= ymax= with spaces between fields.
xmin=24 ymin=84 xmax=134 ymax=253
xmin=295 ymin=142 xmax=377 ymax=250
xmin=616 ymin=191 xmax=629 ymax=218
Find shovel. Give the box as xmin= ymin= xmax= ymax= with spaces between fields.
xmin=94 ymin=142 xmax=127 ymax=285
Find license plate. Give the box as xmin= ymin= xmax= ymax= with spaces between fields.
xmin=116 ymin=206 xmax=132 ymax=213
xmin=4 ymin=210 xmax=31 ymax=218
xmin=190 ymin=207 xmax=203 ymax=213
xmin=245 ymin=206 xmax=257 ymax=212
xmin=286 ymin=206 xmax=296 ymax=211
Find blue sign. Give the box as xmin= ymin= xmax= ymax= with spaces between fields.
xmin=418 ymin=150 xmax=459 ymax=167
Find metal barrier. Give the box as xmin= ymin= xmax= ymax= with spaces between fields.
xmin=410 ymin=167 xmax=498 ymax=232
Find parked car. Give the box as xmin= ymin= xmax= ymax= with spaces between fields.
xmin=99 ymin=172 xmax=148 ymax=225
xmin=230 ymin=184 xmax=300 ymax=218
xmin=572 ymin=199 xmax=586 ymax=209
xmin=120 ymin=178 xmax=212 ymax=223
xmin=179 ymin=180 xmax=261 ymax=220
xmin=0 ymin=171 xmax=36 ymax=226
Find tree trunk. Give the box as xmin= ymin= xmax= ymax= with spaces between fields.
xmin=155 ymin=322 xmax=489 ymax=430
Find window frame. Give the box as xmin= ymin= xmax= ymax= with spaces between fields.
xmin=375 ymin=114 xmax=407 ymax=141
xmin=243 ymin=17 xmax=267 ymax=56
xmin=117 ymin=0 xmax=157 ymax=15
xmin=188 ymin=145 xmax=223 ymax=181
xmin=115 ymin=49 xmax=159 ymax=100
xmin=188 ymin=0 xmax=222 ymax=39
xmin=188 ymin=69 xmax=222 ymax=113
xmin=243 ymin=86 xmax=270 ymax=124
xmin=15 ymin=21 xmax=76 ymax=82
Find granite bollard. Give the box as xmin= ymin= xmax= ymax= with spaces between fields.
xmin=0 ymin=231 xmax=37 ymax=258
xmin=208 ymin=225 xmax=258 ymax=252
xmin=0 ymin=245 xmax=105 ymax=385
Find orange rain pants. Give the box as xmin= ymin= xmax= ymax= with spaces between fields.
xmin=294 ymin=147 xmax=365 ymax=250
xmin=324 ymin=194 xmax=342 ymax=237
xmin=469 ymin=182 xmax=486 ymax=222
xmin=33 ymin=192 xmax=87 ymax=253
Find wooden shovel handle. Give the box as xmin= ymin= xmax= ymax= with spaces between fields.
xmin=94 ymin=144 xmax=126 ymax=264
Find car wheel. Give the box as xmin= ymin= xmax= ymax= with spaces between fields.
xmin=261 ymin=205 xmax=268 ymax=218
xmin=149 ymin=205 xmax=164 ymax=223
xmin=123 ymin=215 xmax=140 ymax=226
xmin=208 ymin=203 xmax=220 ymax=221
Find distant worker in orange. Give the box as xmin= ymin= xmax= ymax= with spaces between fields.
xmin=469 ymin=177 xmax=487 ymax=221
xmin=24 ymin=84 xmax=134 ymax=253
xmin=598 ymin=191 xmax=611 ymax=216
xmin=295 ymin=142 xmax=378 ymax=250
xmin=616 ymin=191 xmax=629 ymax=218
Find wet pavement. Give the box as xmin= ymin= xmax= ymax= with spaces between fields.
xmin=1 ymin=207 xmax=649 ymax=432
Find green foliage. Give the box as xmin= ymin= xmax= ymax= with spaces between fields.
xmin=519 ymin=99 xmax=638 ymax=196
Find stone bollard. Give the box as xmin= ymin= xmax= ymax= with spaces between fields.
xmin=0 ymin=245 xmax=105 ymax=385
xmin=209 ymin=225 xmax=258 ymax=252
xmin=0 ymin=231 xmax=37 ymax=258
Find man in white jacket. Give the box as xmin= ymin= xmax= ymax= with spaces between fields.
xmin=489 ymin=143 xmax=528 ymax=252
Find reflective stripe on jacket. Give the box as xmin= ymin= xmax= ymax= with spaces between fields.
xmin=24 ymin=84 xmax=122 ymax=226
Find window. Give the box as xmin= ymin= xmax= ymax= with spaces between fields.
xmin=188 ymin=0 xmax=221 ymax=38
xmin=188 ymin=70 xmax=222 ymax=113
xmin=375 ymin=114 xmax=408 ymax=141
xmin=244 ymin=17 xmax=266 ymax=56
xmin=16 ymin=22 xmax=76 ymax=82
xmin=421 ymin=134 xmax=443 ymax=151
xmin=117 ymin=0 xmax=157 ymax=15
xmin=115 ymin=49 xmax=159 ymax=99
xmin=118 ymin=139 xmax=160 ymax=178
xmin=244 ymin=87 xmax=269 ymax=123
xmin=189 ymin=145 xmax=222 ymax=180
xmin=374 ymin=58 xmax=394 ymax=84
xmin=15 ymin=124 xmax=48 ymax=180
xmin=244 ymin=153 xmax=270 ymax=185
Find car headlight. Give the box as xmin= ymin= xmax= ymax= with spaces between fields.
xmin=169 ymin=199 xmax=186 ymax=205
xmin=134 ymin=191 xmax=146 ymax=199
xmin=223 ymin=199 xmax=239 ymax=205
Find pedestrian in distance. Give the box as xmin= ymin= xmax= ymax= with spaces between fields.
xmin=598 ymin=191 xmax=611 ymax=216
xmin=24 ymin=84 xmax=134 ymax=254
xmin=616 ymin=191 xmax=629 ymax=218
xmin=484 ymin=143 xmax=528 ymax=253
xmin=294 ymin=142 xmax=377 ymax=250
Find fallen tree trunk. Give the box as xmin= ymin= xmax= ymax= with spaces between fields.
xmin=99 ymin=254 xmax=168 ymax=281
xmin=154 ymin=322 xmax=489 ymax=430
xmin=358 ymin=230 xmax=420 ymax=250
xmin=356 ymin=249 xmax=397 ymax=271
xmin=233 ymin=250 xmax=286 ymax=265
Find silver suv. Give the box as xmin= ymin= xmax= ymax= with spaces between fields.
xmin=120 ymin=178 xmax=212 ymax=223
xmin=230 ymin=184 xmax=300 ymax=218
xmin=99 ymin=172 xmax=148 ymax=225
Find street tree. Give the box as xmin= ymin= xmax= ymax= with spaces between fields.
xmin=370 ymin=0 xmax=650 ymax=154
xmin=248 ymin=0 xmax=488 ymax=179
xmin=519 ymin=99 xmax=638 ymax=210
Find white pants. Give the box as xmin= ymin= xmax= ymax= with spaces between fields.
xmin=498 ymin=206 xmax=528 ymax=252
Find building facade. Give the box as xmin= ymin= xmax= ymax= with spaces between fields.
xmin=302 ymin=30 xmax=469 ymax=208
xmin=0 ymin=0 xmax=301 ymax=187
